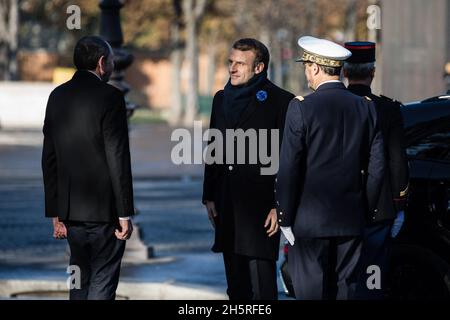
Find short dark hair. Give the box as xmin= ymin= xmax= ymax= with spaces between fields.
xmin=318 ymin=64 xmax=341 ymax=76
xmin=232 ymin=38 xmax=270 ymax=72
xmin=73 ymin=36 xmax=111 ymax=70
xmin=343 ymin=62 xmax=375 ymax=80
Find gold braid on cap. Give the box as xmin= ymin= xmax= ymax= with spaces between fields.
xmin=301 ymin=51 xmax=343 ymax=67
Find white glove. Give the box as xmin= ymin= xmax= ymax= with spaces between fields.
xmin=280 ymin=226 xmax=295 ymax=246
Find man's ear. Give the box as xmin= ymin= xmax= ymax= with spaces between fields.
xmin=97 ymin=55 xmax=106 ymax=75
xmin=312 ymin=63 xmax=320 ymax=76
xmin=254 ymin=62 xmax=264 ymax=74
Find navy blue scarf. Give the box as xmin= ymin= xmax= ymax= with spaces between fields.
xmin=222 ymin=71 xmax=268 ymax=127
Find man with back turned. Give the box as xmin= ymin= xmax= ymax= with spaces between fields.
xmin=276 ymin=36 xmax=385 ymax=300
xmin=42 ymin=36 xmax=134 ymax=300
xmin=343 ymin=41 xmax=409 ymax=299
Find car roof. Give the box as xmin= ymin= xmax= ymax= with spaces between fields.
xmin=402 ymin=94 xmax=450 ymax=129
xmin=401 ymin=94 xmax=450 ymax=146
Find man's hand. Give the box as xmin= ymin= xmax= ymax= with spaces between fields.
xmin=52 ymin=217 xmax=67 ymax=240
xmin=264 ymin=208 xmax=279 ymax=237
xmin=205 ymin=201 xmax=218 ymax=229
xmin=115 ymin=219 xmax=133 ymax=240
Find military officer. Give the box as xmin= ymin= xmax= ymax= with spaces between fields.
xmin=343 ymin=41 xmax=409 ymax=299
xmin=276 ymin=36 xmax=386 ymax=300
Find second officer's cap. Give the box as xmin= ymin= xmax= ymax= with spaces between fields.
xmin=344 ymin=41 xmax=376 ymax=63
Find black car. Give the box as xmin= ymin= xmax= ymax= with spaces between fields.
xmin=280 ymin=93 xmax=450 ymax=299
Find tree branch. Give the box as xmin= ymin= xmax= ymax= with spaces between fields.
xmin=194 ymin=0 xmax=207 ymax=20
xmin=0 ymin=0 xmax=9 ymax=41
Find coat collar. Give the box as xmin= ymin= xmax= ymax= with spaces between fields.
xmin=315 ymin=81 xmax=346 ymax=92
xmin=72 ymin=70 xmax=102 ymax=82
xmin=347 ymin=84 xmax=372 ymax=96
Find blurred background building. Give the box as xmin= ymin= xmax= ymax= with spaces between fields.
xmin=381 ymin=0 xmax=450 ymax=101
xmin=0 ymin=0 xmax=449 ymax=127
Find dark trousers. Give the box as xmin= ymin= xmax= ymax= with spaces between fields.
xmin=354 ymin=221 xmax=392 ymax=299
xmin=223 ymin=252 xmax=278 ymax=300
xmin=65 ymin=221 xmax=126 ymax=300
xmin=288 ymin=236 xmax=362 ymax=300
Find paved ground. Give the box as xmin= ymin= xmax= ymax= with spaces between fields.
xmin=0 ymin=123 xmax=289 ymax=299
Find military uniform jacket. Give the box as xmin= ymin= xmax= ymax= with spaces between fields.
xmin=348 ymin=84 xmax=409 ymax=222
xmin=202 ymin=80 xmax=294 ymax=260
xmin=276 ymin=82 xmax=385 ymax=238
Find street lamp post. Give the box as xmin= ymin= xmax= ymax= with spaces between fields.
xmin=99 ymin=0 xmax=136 ymax=118
xmin=99 ymin=0 xmax=153 ymax=260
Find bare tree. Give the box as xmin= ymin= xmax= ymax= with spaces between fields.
xmin=0 ymin=1 xmax=8 ymax=79
xmin=205 ymin=26 xmax=218 ymax=96
xmin=169 ymin=0 xmax=184 ymax=126
xmin=0 ymin=0 xmax=19 ymax=80
xmin=344 ymin=0 xmax=358 ymax=41
xmin=199 ymin=1 xmax=237 ymax=97
xmin=183 ymin=0 xmax=207 ymax=126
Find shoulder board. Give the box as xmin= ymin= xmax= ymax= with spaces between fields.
xmin=364 ymin=96 xmax=372 ymax=101
xmin=380 ymin=94 xmax=403 ymax=106
xmin=295 ymin=95 xmax=304 ymax=101
xmin=380 ymin=94 xmax=393 ymax=102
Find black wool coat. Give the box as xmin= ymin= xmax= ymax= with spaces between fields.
xmin=42 ymin=70 xmax=134 ymax=223
xmin=203 ymin=80 xmax=294 ymax=260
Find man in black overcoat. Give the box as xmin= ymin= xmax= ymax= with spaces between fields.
xmin=42 ymin=36 xmax=134 ymax=300
xmin=202 ymin=38 xmax=294 ymax=300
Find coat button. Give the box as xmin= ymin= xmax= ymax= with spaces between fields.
xmin=278 ymin=219 xmax=282 ymax=222
xmin=228 ymin=165 xmax=233 ymax=171
xmin=279 ymin=211 xmax=283 ymax=215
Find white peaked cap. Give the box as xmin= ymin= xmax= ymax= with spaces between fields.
xmin=296 ymin=36 xmax=352 ymax=67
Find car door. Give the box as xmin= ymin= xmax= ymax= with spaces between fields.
xmin=428 ymin=153 xmax=450 ymax=256
xmin=405 ymin=116 xmax=450 ymax=260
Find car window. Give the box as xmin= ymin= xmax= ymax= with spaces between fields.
xmin=406 ymin=131 xmax=450 ymax=161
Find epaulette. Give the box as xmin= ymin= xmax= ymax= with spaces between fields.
xmin=380 ymin=94 xmax=403 ymax=106
xmin=380 ymin=94 xmax=393 ymax=102
xmin=295 ymin=95 xmax=304 ymax=102
xmin=364 ymin=96 xmax=372 ymax=101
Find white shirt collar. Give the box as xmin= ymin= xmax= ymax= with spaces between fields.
xmin=316 ymin=79 xmax=341 ymax=89
xmin=87 ymin=70 xmax=102 ymax=81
